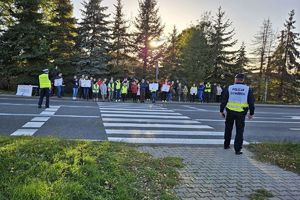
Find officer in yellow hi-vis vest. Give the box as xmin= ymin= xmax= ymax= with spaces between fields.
xmin=220 ymin=74 xmax=255 ymax=155
xmin=204 ymin=82 xmax=211 ymax=103
xmin=38 ymin=69 xmax=51 ymax=108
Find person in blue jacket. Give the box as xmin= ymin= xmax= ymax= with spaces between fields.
xmin=198 ymin=82 xmax=205 ymax=103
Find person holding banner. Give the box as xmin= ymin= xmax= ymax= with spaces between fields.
xmin=82 ymin=76 xmax=91 ymax=100
xmin=190 ymin=83 xmax=198 ymax=102
xmin=161 ymin=79 xmax=170 ymax=102
xmin=38 ymin=69 xmax=51 ymax=108
xmin=149 ymin=80 xmax=159 ymax=103
xmin=54 ymin=73 xmax=63 ymax=98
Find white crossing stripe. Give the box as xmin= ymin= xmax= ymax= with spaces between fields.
xmin=103 ymin=123 xmax=213 ymax=129
xmin=108 ymin=137 xmax=246 ymax=145
xmin=101 ymin=114 xmax=189 ymax=119
xmin=106 ymin=129 xmax=223 ymax=136
xmin=40 ymin=111 xmax=55 ymax=115
xmin=31 ymin=117 xmax=50 ymax=122
xmin=102 ymin=118 xmax=200 ymax=124
xmin=100 ymin=108 xmax=172 ymax=112
xmin=23 ymin=122 xmax=45 ymax=128
xmin=196 ymin=119 xmax=300 ymax=124
xmin=45 ymin=108 xmax=59 ymax=112
xmin=100 ymin=110 xmax=181 ymax=115
xmin=290 ymin=128 xmax=300 ymax=131
xmin=290 ymin=116 xmax=300 ymax=120
xmin=11 ymin=129 xmax=38 ymax=136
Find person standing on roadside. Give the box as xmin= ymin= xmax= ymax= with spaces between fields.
xmin=140 ymin=79 xmax=147 ymax=103
xmin=177 ymin=82 xmax=183 ymax=102
xmin=79 ymin=75 xmax=85 ymax=99
xmin=92 ymin=80 xmax=99 ymax=102
xmin=204 ymin=82 xmax=212 ymax=103
xmin=72 ymin=76 xmax=79 ymax=100
xmin=216 ymin=84 xmax=223 ymax=102
xmin=38 ymin=69 xmax=51 ymax=108
xmin=121 ymin=82 xmax=128 ymax=102
xmin=183 ymin=84 xmax=189 ymax=102
xmin=100 ymin=78 xmax=108 ymax=101
xmin=115 ymin=79 xmax=121 ymax=102
xmin=220 ymin=74 xmax=255 ymax=155
xmin=190 ymin=83 xmax=197 ymax=102
xmin=198 ymin=82 xmax=205 ymax=103
xmin=131 ymin=80 xmax=138 ymax=103
xmin=107 ymin=78 xmax=114 ymax=102
xmin=54 ymin=73 xmax=63 ymax=98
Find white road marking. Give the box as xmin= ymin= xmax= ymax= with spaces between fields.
xmin=106 ymin=129 xmax=223 ymax=136
xmin=31 ymin=117 xmax=50 ymax=122
xmin=289 ymin=116 xmax=300 ymax=120
xmin=11 ymin=129 xmax=38 ymax=136
xmin=0 ymin=113 xmax=100 ymax=118
xmin=196 ymin=119 xmax=300 ymax=124
xmin=23 ymin=122 xmax=45 ymax=128
xmin=290 ymin=128 xmax=300 ymax=131
xmin=99 ymin=108 xmax=173 ymax=112
xmin=102 ymin=118 xmax=200 ymax=124
xmin=101 ymin=114 xmax=189 ymax=119
xmin=108 ymin=137 xmax=246 ymax=145
xmin=40 ymin=111 xmax=55 ymax=115
xmin=182 ymin=105 xmax=207 ymax=111
xmin=103 ymin=123 xmax=213 ymax=129
xmin=100 ymin=110 xmax=181 ymax=115
xmin=45 ymin=108 xmax=58 ymax=112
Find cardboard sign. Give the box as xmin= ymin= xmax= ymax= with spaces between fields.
xmin=16 ymin=85 xmax=38 ymax=97
xmin=161 ymin=84 xmax=170 ymax=92
xmin=54 ymin=78 xmax=63 ymax=86
xmin=81 ymin=80 xmax=91 ymax=88
xmin=149 ymin=83 xmax=159 ymax=91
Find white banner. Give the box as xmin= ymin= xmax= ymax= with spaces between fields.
xmin=161 ymin=84 xmax=170 ymax=92
xmin=16 ymin=85 xmax=37 ymax=97
xmin=81 ymin=80 xmax=91 ymax=88
xmin=54 ymin=78 xmax=63 ymax=86
xmin=149 ymin=83 xmax=159 ymax=91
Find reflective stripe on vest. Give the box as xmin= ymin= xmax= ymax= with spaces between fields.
xmin=226 ymin=84 xmax=249 ymax=112
xmin=92 ymin=84 xmax=99 ymax=93
xmin=205 ymin=83 xmax=211 ymax=92
xmin=39 ymin=74 xmax=51 ymax=88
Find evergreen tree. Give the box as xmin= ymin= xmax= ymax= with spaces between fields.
xmin=110 ymin=0 xmax=131 ymax=76
xmin=234 ymin=42 xmax=249 ymax=74
xmin=161 ymin=26 xmax=180 ymax=79
xmin=133 ymin=0 xmax=164 ymax=77
xmin=272 ymin=10 xmax=300 ymax=102
xmin=0 ymin=0 xmax=15 ymax=34
xmin=209 ymin=7 xmax=237 ymax=84
xmin=77 ymin=0 xmax=111 ymax=76
xmin=0 ymin=0 xmax=51 ymax=88
xmin=50 ymin=0 xmax=77 ymax=75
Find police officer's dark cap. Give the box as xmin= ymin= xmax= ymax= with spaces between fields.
xmin=235 ymin=73 xmax=245 ymax=79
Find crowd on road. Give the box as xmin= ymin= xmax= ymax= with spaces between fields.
xmin=52 ymin=73 xmax=224 ymax=104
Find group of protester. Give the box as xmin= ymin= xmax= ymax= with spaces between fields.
xmin=62 ymin=75 xmax=225 ymax=103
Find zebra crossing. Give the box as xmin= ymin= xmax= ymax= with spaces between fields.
xmin=98 ymin=102 xmax=235 ymax=145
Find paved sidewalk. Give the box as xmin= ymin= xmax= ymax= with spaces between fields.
xmin=139 ymin=146 xmax=300 ymax=200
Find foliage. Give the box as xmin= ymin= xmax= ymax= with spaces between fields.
xmin=133 ymin=0 xmax=164 ymax=77
xmin=249 ymin=189 xmax=274 ymax=200
xmin=76 ymin=0 xmax=111 ymax=76
xmin=0 ymin=137 xmax=183 ymax=200
xmin=248 ymin=142 xmax=300 ymax=175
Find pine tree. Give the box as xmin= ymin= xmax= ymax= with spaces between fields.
xmin=209 ymin=7 xmax=237 ymax=84
xmin=161 ymin=26 xmax=180 ymax=79
xmin=50 ymin=0 xmax=77 ymax=75
xmin=111 ymin=0 xmax=131 ymax=76
xmin=0 ymin=0 xmax=15 ymax=34
xmin=77 ymin=0 xmax=111 ymax=76
xmin=0 ymin=0 xmax=51 ymax=88
xmin=273 ymin=10 xmax=300 ymax=102
xmin=133 ymin=0 xmax=164 ymax=77
xmin=234 ymin=42 xmax=249 ymax=74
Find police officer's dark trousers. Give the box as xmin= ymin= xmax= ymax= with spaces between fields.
xmin=224 ymin=109 xmax=246 ymax=152
xmin=38 ymin=88 xmax=50 ymax=108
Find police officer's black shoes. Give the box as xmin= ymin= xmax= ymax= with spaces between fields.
xmin=38 ymin=105 xmax=42 ymax=108
xmin=224 ymin=146 xmax=230 ymax=149
xmin=235 ymin=151 xmax=243 ymax=155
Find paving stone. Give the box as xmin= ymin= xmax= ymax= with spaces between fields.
xmin=138 ymin=146 xmax=300 ymax=199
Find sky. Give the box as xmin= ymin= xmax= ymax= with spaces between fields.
xmin=71 ymin=0 xmax=300 ymax=51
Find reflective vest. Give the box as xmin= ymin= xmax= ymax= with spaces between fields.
xmin=109 ymin=83 xmax=115 ymax=91
xmin=204 ymin=83 xmax=211 ymax=93
xmin=121 ymin=85 xmax=128 ymax=94
xmin=39 ymin=74 xmax=51 ymax=88
xmin=226 ymin=84 xmax=249 ymax=112
xmin=116 ymin=81 xmax=121 ymax=90
xmin=92 ymin=84 xmax=99 ymax=93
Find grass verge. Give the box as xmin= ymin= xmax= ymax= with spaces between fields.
xmin=248 ymin=142 xmax=300 ymax=175
xmin=249 ymin=188 xmax=274 ymax=200
xmin=0 ymin=137 xmax=184 ymax=200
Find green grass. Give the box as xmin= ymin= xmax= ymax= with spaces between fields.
xmin=0 ymin=137 xmax=184 ymax=200
xmin=249 ymin=188 xmax=274 ymax=200
xmin=248 ymin=142 xmax=300 ymax=174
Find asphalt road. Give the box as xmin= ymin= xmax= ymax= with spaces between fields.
xmin=0 ymin=95 xmax=299 ymax=145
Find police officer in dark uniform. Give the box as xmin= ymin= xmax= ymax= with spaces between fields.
xmin=219 ymin=73 xmax=255 ymax=155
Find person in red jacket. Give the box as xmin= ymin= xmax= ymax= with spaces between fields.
xmin=131 ymin=80 xmax=138 ymax=103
